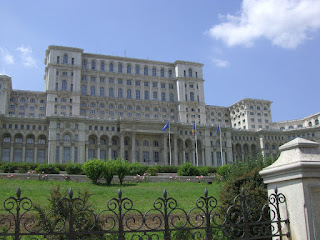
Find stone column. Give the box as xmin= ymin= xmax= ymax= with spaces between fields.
xmin=201 ymin=148 xmax=205 ymax=166
xmin=34 ymin=144 xmax=38 ymax=163
xmin=120 ymin=134 xmax=124 ymax=160
xmin=131 ymin=133 xmax=136 ymax=163
xmin=108 ymin=144 xmax=112 ymax=160
xmin=10 ymin=143 xmax=14 ymax=162
xmin=163 ymin=134 xmax=168 ymax=165
xmin=260 ymin=138 xmax=320 ymax=240
xmin=71 ymin=145 xmax=74 ymax=163
xmin=97 ymin=143 xmax=101 ymax=159
xmin=22 ymin=143 xmax=26 ymax=162
xmin=173 ymin=136 xmax=178 ymax=166
xmin=182 ymin=147 xmax=186 ymax=164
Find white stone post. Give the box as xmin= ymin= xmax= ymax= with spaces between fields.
xmin=260 ymin=138 xmax=320 ymax=240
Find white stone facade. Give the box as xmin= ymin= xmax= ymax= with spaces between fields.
xmin=0 ymin=46 xmax=319 ymax=166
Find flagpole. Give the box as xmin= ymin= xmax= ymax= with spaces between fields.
xmin=169 ymin=121 xmax=172 ymax=166
xmin=195 ymin=123 xmax=198 ymax=167
xmin=219 ymin=123 xmax=224 ymax=165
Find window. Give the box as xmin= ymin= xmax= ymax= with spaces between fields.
xmin=136 ymin=80 xmax=140 ymax=86
xmin=109 ymin=63 xmax=114 ymax=72
xmin=82 ymin=60 xmax=87 ymax=70
xmin=188 ymin=68 xmax=192 ymax=77
xmin=144 ymin=82 xmax=148 ymax=87
xmin=153 ymin=91 xmax=158 ymax=100
xmin=135 ymin=65 xmax=140 ymax=75
xmin=152 ymin=67 xmax=156 ymax=76
xmin=136 ymin=90 xmax=140 ymax=100
xmin=57 ymin=56 xmax=60 ymax=64
xmin=161 ymin=83 xmax=165 ymax=88
xmin=168 ymin=70 xmax=172 ymax=78
xmin=127 ymin=89 xmax=132 ymax=99
xmin=20 ymin=98 xmax=25 ymax=103
xmin=118 ymin=79 xmax=123 ymax=84
xmin=170 ymin=93 xmax=174 ymax=102
xmin=109 ymin=78 xmax=114 ymax=84
xmin=127 ymin=65 xmax=131 ymax=74
xmin=144 ymin=66 xmax=148 ymax=76
xmin=160 ymin=69 xmax=164 ymax=78
xmin=62 ymin=54 xmax=68 ymax=64
xmin=61 ymin=80 xmax=67 ymax=91
xmin=154 ymin=151 xmax=159 ymax=162
xmin=100 ymin=87 xmax=105 ymax=97
xmin=118 ymin=88 xmax=123 ymax=98
xmin=91 ymin=61 xmax=96 ymax=70
xmin=143 ymin=140 xmax=149 ymax=146
xmin=90 ymin=86 xmax=95 ymax=96
xmin=161 ymin=92 xmax=166 ymax=101
xmin=152 ymin=82 xmax=157 ymax=88
xmin=127 ymin=80 xmax=131 ymax=85
xmin=190 ymin=92 xmax=194 ymax=102
xmin=144 ymin=91 xmax=149 ymax=100
xmin=169 ymin=84 xmax=173 ymax=89
xmin=100 ymin=62 xmax=105 ymax=71
xmin=109 ymin=88 xmax=114 ymax=97
xmin=81 ymin=85 xmax=87 ymax=95
xmin=64 ymin=135 xmax=71 ymax=142
xmin=118 ymin=63 xmax=122 ymax=73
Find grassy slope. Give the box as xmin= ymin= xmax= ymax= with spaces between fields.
xmin=0 ymin=180 xmax=222 ymax=213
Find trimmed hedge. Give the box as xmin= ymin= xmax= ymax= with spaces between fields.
xmin=35 ymin=164 xmax=60 ymax=174
xmin=65 ymin=163 xmax=83 ymax=175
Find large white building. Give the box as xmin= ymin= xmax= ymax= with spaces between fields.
xmin=0 ymin=46 xmax=319 ymax=166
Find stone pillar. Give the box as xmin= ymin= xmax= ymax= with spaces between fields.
xmin=10 ymin=143 xmax=14 ymax=162
xmin=173 ymin=136 xmax=178 ymax=166
xmin=182 ymin=147 xmax=186 ymax=164
xmin=260 ymin=138 xmax=320 ymax=240
xmin=201 ymin=148 xmax=205 ymax=166
xmin=120 ymin=134 xmax=124 ymax=160
xmin=34 ymin=144 xmax=38 ymax=163
xmin=163 ymin=134 xmax=168 ymax=165
xmin=97 ymin=143 xmax=101 ymax=159
xmin=108 ymin=144 xmax=112 ymax=160
xmin=131 ymin=133 xmax=136 ymax=163
xmin=22 ymin=143 xmax=26 ymax=162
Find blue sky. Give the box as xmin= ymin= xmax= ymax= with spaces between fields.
xmin=0 ymin=0 xmax=319 ymax=122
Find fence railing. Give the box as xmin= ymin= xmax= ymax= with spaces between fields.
xmin=0 ymin=187 xmax=290 ymax=240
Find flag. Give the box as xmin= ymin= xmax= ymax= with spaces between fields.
xmin=192 ymin=122 xmax=196 ymax=135
xmin=215 ymin=124 xmax=220 ymax=136
xmin=161 ymin=121 xmax=170 ymax=131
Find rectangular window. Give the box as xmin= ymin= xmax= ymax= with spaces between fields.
xmin=152 ymin=82 xmax=157 ymax=88
xmin=143 ymin=151 xmax=150 ymax=163
xmin=63 ymin=147 xmax=70 ymax=163
xmin=144 ymin=82 xmax=148 ymax=87
xmin=118 ymin=79 xmax=123 ymax=84
xmin=91 ymin=77 xmax=96 ymax=82
xmin=100 ymin=77 xmax=105 ymax=83
xmin=127 ymin=80 xmax=132 ymax=85
xmin=38 ymin=150 xmax=45 ymax=163
xmin=109 ymin=78 xmax=114 ymax=84
xmin=154 ymin=151 xmax=159 ymax=162
xmin=136 ymin=81 xmax=140 ymax=86
xmin=161 ymin=83 xmax=165 ymax=88
xmin=88 ymin=149 xmax=95 ymax=160
xmin=2 ymin=149 xmax=10 ymax=162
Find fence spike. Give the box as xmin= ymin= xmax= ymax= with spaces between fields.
xmin=68 ymin=188 xmax=73 ymax=199
xmin=16 ymin=187 xmax=21 ymax=199
xmin=204 ymin=188 xmax=208 ymax=197
xmin=163 ymin=189 xmax=167 ymax=199
xmin=241 ymin=187 xmax=245 ymax=196
xmin=275 ymin=186 xmax=278 ymax=194
xmin=118 ymin=189 xmax=122 ymax=199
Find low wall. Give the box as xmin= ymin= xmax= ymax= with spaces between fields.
xmin=0 ymin=172 xmax=215 ymax=184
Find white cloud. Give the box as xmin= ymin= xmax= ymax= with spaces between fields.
xmin=212 ymin=58 xmax=229 ymax=67
xmin=0 ymin=48 xmax=14 ymax=64
xmin=16 ymin=46 xmax=37 ymax=68
xmin=207 ymin=0 xmax=320 ymax=49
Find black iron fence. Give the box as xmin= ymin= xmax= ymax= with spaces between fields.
xmin=0 ymin=187 xmax=289 ymax=240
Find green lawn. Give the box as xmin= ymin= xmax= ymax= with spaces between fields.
xmin=0 ymin=180 xmax=223 ymax=213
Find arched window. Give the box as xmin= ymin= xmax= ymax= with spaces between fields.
xmin=89 ymin=138 xmax=95 ymax=144
xmin=63 ymin=54 xmax=68 ymax=64
xmin=61 ymin=98 xmax=67 ymax=102
xmin=15 ymin=136 xmax=23 ymax=143
xmin=20 ymin=98 xmax=25 ymax=103
xmin=144 ymin=67 xmax=148 ymax=76
xmin=136 ymin=90 xmax=140 ymax=100
xmin=161 ymin=92 xmax=166 ymax=101
xmin=309 ymin=121 xmax=312 ymax=127
xmin=62 ymin=80 xmax=67 ymax=91
xmin=27 ymin=137 xmax=34 ymax=144
xmin=100 ymin=87 xmax=105 ymax=97
xmin=109 ymin=88 xmax=114 ymax=97
xmin=188 ymin=68 xmax=192 ymax=77
xmin=154 ymin=141 xmax=159 ymax=147
xmin=143 ymin=140 xmax=149 ymax=146
xmin=118 ymin=88 xmax=123 ymax=98
xmin=170 ymin=93 xmax=174 ymax=102
xmin=280 ymin=127 xmax=285 ymax=130
xmin=298 ymin=124 xmax=303 ymax=129
xmin=100 ymin=138 xmax=106 ymax=145
xmin=118 ymin=63 xmax=122 ymax=73
xmin=144 ymin=91 xmax=149 ymax=100
xmin=127 ymin=89 xmax=132 ymax=99
xmin=127 ymin=65 xmax=131 ymax=74
xmin=100 ymin=62 xmax=105 ymax=71
xmin=64 ymin=135 xmax=71 ymax=142
xmin=3 ymin=136 xmax=11 ymax=143
xmin=82 ymin=60 xmax=87 ymax=70
xmin=168 ymin=70 xmax=172 ymax=78
xmin=152 ymin=67 xmax=156 ymax=76
xmin=30 ymin=98 xmax=36 ymax=103
xmin=315 ymin=119 xmax=319 ymax=125
xmin=81 ymin=85 xmax=87 ymax=95
xmin=91 ymin=61 xmax=96 ymax=70
xmin=153 ymin=91 xmax=158 ymax=100
xmin=135 ymin=65 xmax=140 ymax=75
xmin=39 ymin=137 xmax=46 ymax=144
xmin=109 ymin=63 xmax=114 ymax=72
xmin=100 ymin=103 xmax=104 ymax=108
xmin=160 ymin=69 xmax=164 ymax=78
xmin=145 ymin=107 xmax=150 ymax=111
xmin=90 ymin=86 xmax=95 ymax=96
xmin=190 ymin=92 xmax=194 ymax=102
xmin=112 ymin=139 xmax=117 ymax=145
xmin=109 ymin=104 xmax=114 ymax=109
xmin=118 ymin=104 xmax=124 ymax=109
xmin=153 ymin=107 xmax=158 ymax=112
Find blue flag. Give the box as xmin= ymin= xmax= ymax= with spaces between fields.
xmin=192 ymin=122 xmax=196 ymax=135
xmin=215 ymin=124 xmax=220 ymax=136
xmin=161 ymin=121 xmax=170 ymax=131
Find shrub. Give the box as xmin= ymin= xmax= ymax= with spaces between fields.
xmin=16 ymin=163 xmax=31 ymax=173
xmin=129 ymin=162 xmax=148 ymax=176
xmin=28 ymin=163 xmax=40 ymax=170
xmin=1 ymin=163 xmax=17 ymax=173
xmin=216 ymin=164 xmax=233 ymax=181
xmin=198 ymin=167 xmax=209 ymax=176
xmin=154 ymin=165 xmax=179 ymax=173
xmin=178 ymin=162 xmax=200 ymax=176
xmin=82 ymin=159 xmax=105 ymax=184
xmin=219 ymin=168 xmax=268 ymax=224
xmin=65 ymin=163 xmax=83 ymax=175
xmin=35 ymin=164 xmax=60 ymax=174
xmin=104 ymin=160 xmax=115 ymax=185
xmin=113 ymin=158 xmax=130 ymax=185
xmin=146 ymin=166 xmax=159 ymax=176
xmin=207 ymin=166 xmax=218 ymax=174
xmin=54 ymin=163 xmax=68 ymax=171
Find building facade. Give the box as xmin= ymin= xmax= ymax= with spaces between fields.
xmin=0 ymin=46 xmax=319 ymax=166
